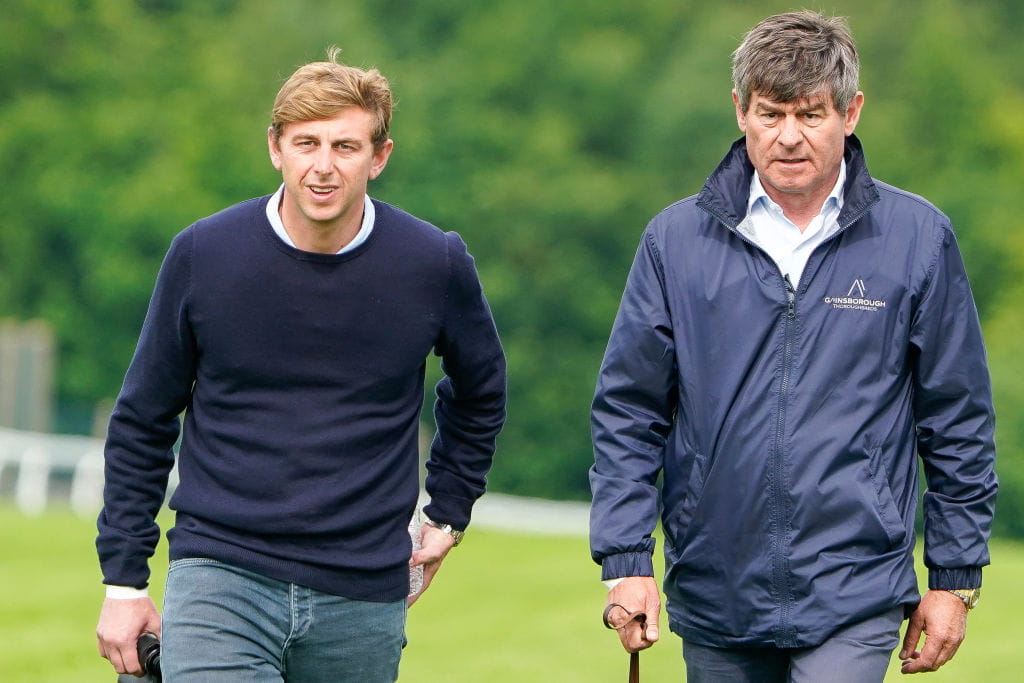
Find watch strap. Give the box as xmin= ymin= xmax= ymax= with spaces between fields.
xmin=423 ymin=515 xmax=465 ymax=546
xmin=947 ymin=588 xmax=980 ymax=609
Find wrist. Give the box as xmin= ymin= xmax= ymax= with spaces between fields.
xmin=946 ymin=588 xmax=980 ymax=610
xmin=422 ymin=514 xmax=465 ymax=547
xmin=105 ymin=585 xmax=149 ymax=600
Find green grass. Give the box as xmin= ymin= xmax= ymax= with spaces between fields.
xmin=1 ymin=503 xmax=1020 ymax=681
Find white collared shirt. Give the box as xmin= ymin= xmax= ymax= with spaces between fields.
xmin=737 ymin=161 xmax=846 ymax=286
xmin=265 ymin=184 xmax=375 ymax=254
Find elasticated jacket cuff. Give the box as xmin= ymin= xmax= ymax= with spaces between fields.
xmin=600 ymin=552 xmax=655 ymax=581
xmin=928 ymin=566 xmax=983 ymax=590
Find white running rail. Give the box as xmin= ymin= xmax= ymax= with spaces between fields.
xmin=0 ymin=426 xmax=589 ymax=535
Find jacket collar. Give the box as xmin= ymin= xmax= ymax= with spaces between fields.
xmin=696 ymin=133 xmax=880 ymax=231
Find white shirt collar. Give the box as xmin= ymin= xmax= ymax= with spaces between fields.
xmin=265 ymin=185 xmax=375 ymax=254
xmin=738 ymin=160 xmax=847 ymax=285
xmin=747 ymin=160 xmax=846 ymax=218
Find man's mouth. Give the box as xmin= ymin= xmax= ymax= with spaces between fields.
xmin=309 ymin=185 xmax=337 ymax=196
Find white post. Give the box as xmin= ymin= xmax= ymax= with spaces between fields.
xmin=71 ymin=450 xmax=106 ymax=517
xmin=16 ymin=446 xmax=50 ymax=515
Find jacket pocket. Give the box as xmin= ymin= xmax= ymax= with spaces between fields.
xmin=663 ymin=448 xmax=710 ymax=557
xmin=818 ymin=446 xmax=909 ymax=561
xmin=865 ymin=447 xmax=907 ymax=549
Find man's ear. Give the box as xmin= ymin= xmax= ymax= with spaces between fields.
xmin=369 ymin=139 xmax=394 ymax=180
xmin=844 ymin=92 xmax=865 ymax=136
xmin=732 ymin=90 xmax=748 ymax=133
xmin=268 ymin=126 xmax=283 ymax=171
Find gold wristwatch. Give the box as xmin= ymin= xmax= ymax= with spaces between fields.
xmin=947 ymin=588 xmax=980 ymax=610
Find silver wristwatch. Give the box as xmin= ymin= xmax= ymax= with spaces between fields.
xmin=423 ymin=515 xmax=465 ymax=546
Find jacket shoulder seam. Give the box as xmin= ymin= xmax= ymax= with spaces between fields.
xmin=871 ymin=180 xmax=952 ymax=295
xmin=872 ymin=181 xmax=950 ymax=222
xmin=643 ymin=228 xmax=667 ymax=282
xmin=919 ymin=220 xmax=951 ymax=301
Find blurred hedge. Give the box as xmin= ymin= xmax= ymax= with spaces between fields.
xmin=2 ymin=0 xmax=1021 ymax=532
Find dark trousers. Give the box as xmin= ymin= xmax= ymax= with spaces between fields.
xmin=683 ymin=607 xmax=904 ymax=683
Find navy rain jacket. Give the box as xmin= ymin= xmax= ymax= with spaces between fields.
xmin=590 ymin=135 xmax=997 ymax=648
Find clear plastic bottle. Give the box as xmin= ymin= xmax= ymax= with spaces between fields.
xmin=408 ymin=512 xmax=424 ymax=597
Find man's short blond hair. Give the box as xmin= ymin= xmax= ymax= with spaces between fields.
xmin=271 ymin=46 xmax=393 ymax=149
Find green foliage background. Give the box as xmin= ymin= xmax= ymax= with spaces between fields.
xmin=2 ymin=1 xmax=1021 ymax=531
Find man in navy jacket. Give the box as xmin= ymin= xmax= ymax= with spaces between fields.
xmin=95 ymin=49 xmax=505 ymax=681
xmin=590 ymin=12 xmax=996 ymax=681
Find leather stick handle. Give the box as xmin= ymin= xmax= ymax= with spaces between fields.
xmin=603 ymin=603 xmax=648 ymax=683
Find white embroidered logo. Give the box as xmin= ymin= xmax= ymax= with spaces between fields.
xmin=824 ymin=278 xmax=887 ymax=312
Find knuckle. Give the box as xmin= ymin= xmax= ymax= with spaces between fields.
xmin=110 ymin=634 xmax=133 ymax=648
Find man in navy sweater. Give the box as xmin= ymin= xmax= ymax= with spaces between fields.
xmin=95 ymin=48 xmax=506 ymax=681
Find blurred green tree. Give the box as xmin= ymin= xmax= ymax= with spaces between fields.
xmin=0 ymin=0 xmax=1020 ymax=530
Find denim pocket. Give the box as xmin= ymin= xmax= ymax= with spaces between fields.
xmin=167 ymin=557 xmax=223 ymax=573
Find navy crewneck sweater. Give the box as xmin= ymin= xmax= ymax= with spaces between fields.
xmin=97 ymin=196 xmax=506 ymax=601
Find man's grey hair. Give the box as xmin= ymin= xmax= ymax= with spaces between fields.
xmin=732 ymin=11 xmax=860 ymax=113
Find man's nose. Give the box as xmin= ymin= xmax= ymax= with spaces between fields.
xmin=778 ymin=116 xmax=802 ymax=146
xmin=312 ymin=146 xmax=333 ymax=174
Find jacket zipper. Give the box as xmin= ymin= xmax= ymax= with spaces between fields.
xmin=772 ymin=274 xmax=797 ymax=645
xmin=784 ymin=274 xmax=796 ymax=318
xmin=695 ymin=153 xmax=879 ymax=646
xmin=710 ymin=224 xmax=802 ymax=643
xmin=712 ymin=218 xmax=859 ymax=646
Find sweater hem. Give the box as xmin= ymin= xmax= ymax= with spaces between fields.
xmin=169 ymin=533 xmax=408 ymax=603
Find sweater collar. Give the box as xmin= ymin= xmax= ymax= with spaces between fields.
xmin=265 ymin=185 xmax=376 ymax=254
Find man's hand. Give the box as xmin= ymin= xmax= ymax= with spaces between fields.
xmin=606 ymin=576 xmax=661 ymax=653
xmin=899 ymin=589 xmax=968 ymax=674
xmin=96 ymin=596 xmax=161 ymax=676
xmin=408 ymin=522 xmax=457 ymax=606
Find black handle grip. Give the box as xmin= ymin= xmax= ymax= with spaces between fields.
xmin=136 ymin=633 xmax=162 ymax=681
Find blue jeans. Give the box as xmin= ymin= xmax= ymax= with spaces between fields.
xmin=682 ymin=607 xmax=904 ymax=683
xmin=161 ymin=558 xmax=406 ymax=682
